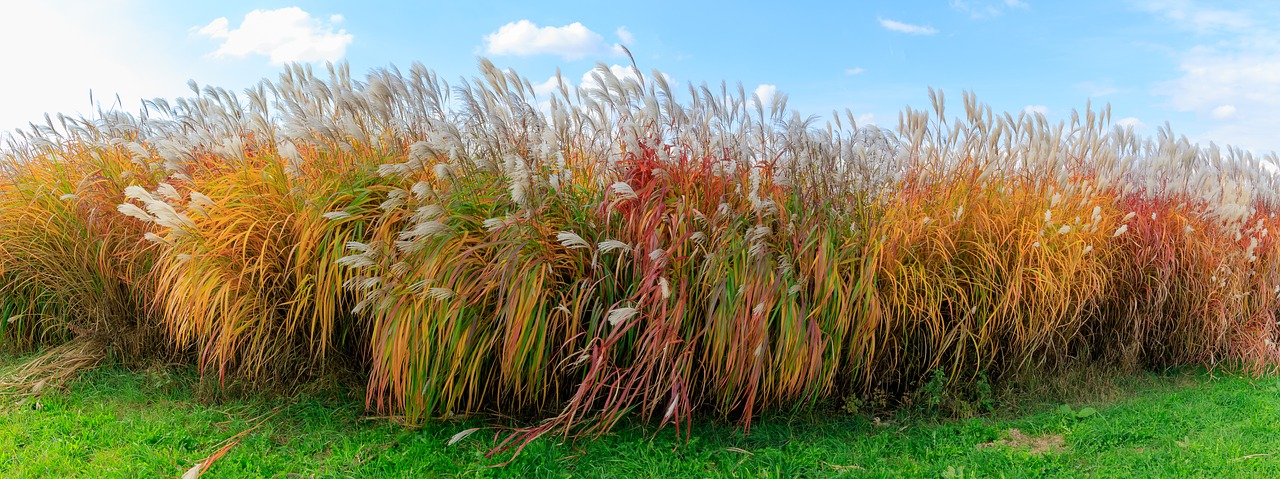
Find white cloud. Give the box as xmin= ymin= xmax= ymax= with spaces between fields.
xmin=1115 ymin=117 xmax=1146 ymax=129
xmin=857 ymin=113 xmax=877 ymax=126
xmin=1136 ymin=0 xmax=1250 ymax=34
xmin=196 ymin=7 xmax=353 ymax=65
xmin=754 ymin=84 xmax=778 ymax=106
xmin=878 ymin=18 xmax=938 ymax=35
xmin=1023 ymin=105 xmax=1049 ymax=116
xmin=197 ymin=18 xmax=230 ymax=38
xmin=950 ymin=0 xmax=1029 ymax=19
xmin=484 ymin=20 xmax=621 ymax=60
xmin=1144 ymin=2 xmax=1280 ymax=152
xmin=616 ymin=26 xmax=635 ymax=45
xmin=845 ymin=67 xmax=866 ymax=76
xmin=533 ymin=76 xmax=563 ymax=97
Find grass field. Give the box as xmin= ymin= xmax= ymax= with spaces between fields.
xmin=2 ymin=359 xmax=1278 ymax=478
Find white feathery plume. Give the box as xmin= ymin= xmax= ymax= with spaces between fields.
xmin=337 ymin=254 xmax=377 ymax=269
xmin=611 ymin=181 xmax=638 ymax=200
xmin=117 ymin=203 xmax=154 ymax=223
xmin=124 ymin=185 xmax=155 ymax=203
xmin=606 ymin=306 xmax=638 ymax=326
xmin=426 ymin=287 xmax=454 ymax=301
xmin=188 ymin=192 xmax=215 ymax=209
xmin=144 ymin=199 xmax=196 ymax=230
xmin=407 ymin=279 xmax=430 ymax=294
xmin=557 ymin=231 xmax=591 ymax=250
xmin=411 ymin=181 xmax=435 ymax=200
xmin=483 ymin=216 xmax=510 ymax=232
xmin=690 ymin=231 xmax=707 ymax=245
xmin=649 ymin=248 xmax=666 ymax=261
xmin=156 ymin=183 xmax=182 ymax=201
xmin=433 ymin=163 xmax=453 ymax=182
xmin=598 ymin=240 xmax=631 ymax=254
xmin=399 ymin=220 xmax=452 ymax=240
xmin=395 ymin=240 xmax=426 ymax=254
xmin=182 ymin=202 xmax=206 ymax=218
xmin=380 ymin=196 xmax=404 ymax=211
xmin=143 ymin=232 xmax=170 ymax=245
xmin=357 ymin=277 xmax=382 ymax=291
xmin=411 ymin=204 xmax=443 ymax=223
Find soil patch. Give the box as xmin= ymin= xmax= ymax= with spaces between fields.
xmin=977 ymin=428 xmax=1066 ymax=455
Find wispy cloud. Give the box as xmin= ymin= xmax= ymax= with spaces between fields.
xmin=616 ymin=26 xmax=635 ymax=45
xmin=845 ymin=67 xmax=866 ymax=76
xmin=1135 ymin=0 xmax=1250 ymax=34
xmin=1210 ymin=104 xmax=1237 ymax=120
xmin=484 ymin=20 xmax=621 ymax=60
xmin=532 ymin=76 xmax=563 ymax=97
xmin=753 ymin=84 xmax=778 ymax=106
xmin=1141 ymin=1 xmax=1280 ymax=152
xmin=1023 ymin=105 xmax=1049 ymax=116
xmin=195 ymin=7 xmax=352 ymax=65
xmin=878 ymin=18 xmax=938 ymax=35
xmin=1115 ymin=117 xmax=1146 ymax=130
xmin=950 ymin=0 xmax=1029 ymax=19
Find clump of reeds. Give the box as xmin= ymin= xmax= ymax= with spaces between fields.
xmin=2 ymin=59 xmax=1279 ymax=455
xmin=0 ymin=124 xmax=167 ymax=358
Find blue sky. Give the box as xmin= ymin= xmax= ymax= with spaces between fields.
xmin=4 ymin=1 xmax=1279 ymax=154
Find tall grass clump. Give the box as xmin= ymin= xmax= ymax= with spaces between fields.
xmin=113 ymin=72 xmax=399 ymax=381
xmin=0 ymin=116 xmax=169 ymax=359
xmin=1096 ymin=133 xmax=1280 ymax=373
xmin=3 ymin=59 xmax=1280 ymax=453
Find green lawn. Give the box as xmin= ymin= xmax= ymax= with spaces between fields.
xmin=1 ymin=361 xmax=1279 ymax=478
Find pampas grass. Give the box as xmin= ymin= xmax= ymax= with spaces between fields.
xmin=2 ymin=59 xmax=1279 ymax=456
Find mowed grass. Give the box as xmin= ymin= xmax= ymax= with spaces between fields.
xmin=1 ymin=360 xmax=1278 ymax=478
